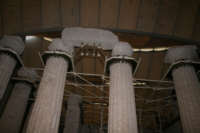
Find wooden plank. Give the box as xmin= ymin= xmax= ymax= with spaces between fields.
xmin=61 ymin=0 xmax=79 ymax=27
xmin=100 ymin=0 xmax=119 ymax=28
xmin=82 ymin=57 xmax=95 ymax=74
xmin=148 ymin=51 xmax=165 ymax=80
xmin=80 ymin=0 xmax=99 ymax=27
xmin=22 ymin=0 xmax=41 ymax=32
xmin=174 ymin=0 xmax=198 ymax=38
xmin=137 ymin=0 xmax=159 ymax=32
xmin=41 ymin=0 xmax=61 ymax=28
xmin=192 ymin=7 xmax=200 ymax=41
xmin=0 ymin=15 xmax=2 ymax=36
xmin=118 ymin=0 xmax=140 ymax=30
xmin=76 ymin=59 xmax=84 ymax=73
xmin=154 ymin=0 xmax=180 ymax=35
xmin=95 ymin=57 xmax=104 ymax=74
xmin=74 ymin=48 xmax=84 ymax=73
xmin=135 ymin=52 xmax=152 ymax=79
xmin=0 ymin=2 xmax=3 ymax=36
xmin=3 ymin=0 xmax=21 ymax=34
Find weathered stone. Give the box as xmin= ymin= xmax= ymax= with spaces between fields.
xmin=165 ymin=45 xmax=200 ymax=133
xmin=62 ymin=27 xmax=119 ymax=50
xmin=108 ymin=43 xmax=138 ymax=133
xmin=0 ymin=67 xmax=38 ymax=133
xmin=0 ymin=36 xmax=24 ymax=100
xmin=63 ymin=94 xmax=82 ymax=133
xmin=26 ymin=39 xmax=72 ymax=133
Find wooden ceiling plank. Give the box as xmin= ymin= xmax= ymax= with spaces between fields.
xmin=41 ymin=0 xmax=61 ymax=28
xmin=61 ymin=0 xmax=80 ymax=27
xmin=154 ymin=0 xmax=180 ymax=35
xmin=3 ymin=0 xmax=21 ymax=34
xmin=118 ymin=0 xmax=140 ymax=30
xmin=80 ymin=0 xmax=99 ymax=27
xmin=173 ymin=0 xmax=199 ymax=38
xmin=22 ymin=0 xmax=41 ymax=32
xmin=137 ymin=0 xmax=159 ymax=32
xmin=0 ymin=14 xmax=2 ymax=36
xmin=100 ymin=0 xmax=119 ymax=28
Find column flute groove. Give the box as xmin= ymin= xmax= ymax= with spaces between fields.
xmin=26 ymin=39 xmax=73 ymax=133
xmin=107 ymin=42 xmax=138 ymax=133
xmin=165 ymin=46 xmax=200 ymax=133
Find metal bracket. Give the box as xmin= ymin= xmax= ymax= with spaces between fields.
xmin=162 ymin=59 xmax=200 ymax=80
xmin=41 ymin=50 xmax=74 ymax=72
xmin=104 ymin=55 xmax=138 ymax=76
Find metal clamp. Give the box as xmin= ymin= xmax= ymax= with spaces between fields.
xmin=162 ymin=59 xmax=200 ymax=80
xmin=0 ymin=47 xmax=24 ymax=68
xmin=41 ymin=50 xmax=74 ymax=72
xmin=104 ymin=55 xmax=138 ymax=76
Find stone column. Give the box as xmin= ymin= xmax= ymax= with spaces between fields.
xmin=108 ymin=43 xmax=138 ymax=133
xmin=26 ymin=39 xmax=73 ymax=133
xmin=63 ymin=94 xmax=82 ymax=133
xmin=0 ymin=67 xmax=38 ymax=133
xmin=165 ymin=46 xmax=200 ymax=133
xmin=0 ymin=36 xmax=24 ymax=100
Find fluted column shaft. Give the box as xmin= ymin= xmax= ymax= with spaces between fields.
xmin=0 ymin=54 xmax=17 ymax=99
xmin=0 ymin=82 xmax=32 ymax=133
xmin=27 ymin=56 xmax=68 ymax=133
xmin=172 ymin=65 xmax=200 ymax=133
xmin=64 ymin=96 xmax=81 ymax=133
xmin=108 ymin=62 xmax=138 ymax=133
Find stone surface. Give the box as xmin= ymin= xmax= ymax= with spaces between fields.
xmin=165 ymin=45 xmax=198 ymax=63
xmin=26 ymin=39 xmax=70 ymax=133
xmin=108 ymin=43 xmax=138 ymax=133
xmin=62 ymin=27 xmax=119 ymax=50
xmin=172 ymin=66 xmax=200 ymax=133
xmin=0 ymin=54 xmax=17 ymax=100
xmin=0 ymin=35 xmax=25 ymax=55
xmin=166 ymin=46 xmax=200 ymax=133
xmin=48 ymin=39 xmax=73 ymax=56
xmin=17 ymin=67 xmax=39 ymax=82
xmin=63 ymin=94 xmax=82 ymax=133
xmin=0 ymin=36 xmax=25 ymax=100
xmin=112 ymin=42 xmax=133 ymax=57
xmin=0 ymin=83 xmax=32 ymax=133
xmin=0 ymin=67 xmax=38 ymax=133
xmin=108 ymin=63 xmax=138 ymax=133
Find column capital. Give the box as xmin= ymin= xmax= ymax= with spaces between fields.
xmin=42 ymin=39 xmax=74 ymax=72
xmin=163 ymin=45 xmax=199 ymax=80
xmin=165 ymin=45 xmax=198 ymax=64
xmin=105 ymin=42 xmax=137 ymax=75
xmin=61 ymin=27 xmax=118 ymax=50
xmin=48 ymin=39 xmax=73 ymax=56
xmin=112 ymin=42 xmax=133 ymax=57
xmin=0 ymin=35 xmax=25 ymax=55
